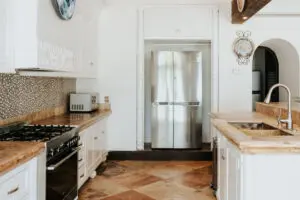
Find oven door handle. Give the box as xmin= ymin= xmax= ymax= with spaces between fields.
xmin=47 ymin=147 xmax=80 ymax=171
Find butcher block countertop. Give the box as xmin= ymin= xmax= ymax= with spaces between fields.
xmin=0 ymin=142 xmax=45 ymax=175
xmin=33 ymin=109 xmax=112 ymax=132
xmin=0 ymin=109 xmax=111 ymax=175
xmin=210 ymin=112 xmax=300 ymax=154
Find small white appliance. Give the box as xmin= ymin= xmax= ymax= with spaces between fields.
xmin=70 ymin=93 xmax=99 ymax=112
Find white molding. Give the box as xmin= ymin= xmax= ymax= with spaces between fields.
xmin=211 ymin=7 xmax=220 ymax=113
xmin=257 ymin=12 xmax=300 ymax=17
xmin=136 ymin=8 xmax=145 ymax=150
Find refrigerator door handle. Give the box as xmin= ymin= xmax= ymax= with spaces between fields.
xmin=172 ymin=102 xmax=201 ymax=106
xmin=152 ymin=102 xmax=172 ymax=106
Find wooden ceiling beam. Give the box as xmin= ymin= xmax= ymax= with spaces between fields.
xmin=232 ymin=0 xmax=272 ymax=24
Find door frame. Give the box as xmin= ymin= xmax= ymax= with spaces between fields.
xmin=136 ymin=5 xmax=220 ymax=150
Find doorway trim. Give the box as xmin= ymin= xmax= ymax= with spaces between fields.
xmin=136 ymin=6 xmax=220 ymax=150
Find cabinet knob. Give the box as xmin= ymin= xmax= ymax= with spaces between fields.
xmin=94 ymin=137 xmax=98 ymax=140
xmin=80 ymin=174 xmax=85 ymax=178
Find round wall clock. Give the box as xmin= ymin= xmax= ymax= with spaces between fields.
xmin=52 ymin=0 xmax=76 ymax=20
xmin=237 ymin=0 xmax=246 ymax=13
xmin=233 ymin=31 xmax=255 ymax=65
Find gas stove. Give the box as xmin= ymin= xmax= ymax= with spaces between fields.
xmin=0 ymin=122 xmax=80 ymax=200
xmin=0 ymin=122 xmax=79 ymax=160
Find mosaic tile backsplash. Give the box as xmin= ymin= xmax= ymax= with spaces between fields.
xmin=0 ymin=74 xmax=76 ymax=120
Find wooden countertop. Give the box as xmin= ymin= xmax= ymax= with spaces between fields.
xmin=0 ymin=142 xmax=45 ymax=175
xmin=256 ymin=102 xmax=300 ymax=112
xmin=210 ymin=112 xmax=300 ymax=154
xmin=33 ymin=109 xmax=112 ymax=132
xmin=0 ymin=109 xmax=111 ymax=176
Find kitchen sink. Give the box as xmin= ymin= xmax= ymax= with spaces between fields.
xmin=229 ymin=122 xmax=276 ymax=130
xmin=240 ymin=129 xmax=292 ymax=137
xmin=229 ymin=122 xmax=293 ymax=137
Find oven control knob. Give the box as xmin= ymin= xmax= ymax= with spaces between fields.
xmin=49 ymin=149 xmax=54 ymax=157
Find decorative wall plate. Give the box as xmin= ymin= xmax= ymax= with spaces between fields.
xmin=237 ymin=0 xmax=246 ymax=13
xmin=52 ymin=0 xmax=76 ymax=20
xmin=233 ymin=31 xmax=255 ymax=65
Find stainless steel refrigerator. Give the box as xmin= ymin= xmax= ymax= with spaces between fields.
xmin=151 ymin=51 xmax=203 ymax=149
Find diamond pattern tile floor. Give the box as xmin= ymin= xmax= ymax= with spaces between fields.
xmin=79 ymin=161 xmax=216 ymax=200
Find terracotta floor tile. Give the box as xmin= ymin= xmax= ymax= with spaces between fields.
xmin=79 ymin=161 xmax=215 ymax=200
xmin=136 ymin=180 xmax=215 ymax=200
xmin=116 ymin=161 xmax=166 ymax=171
xmin=110 ymin=171 xmax=162 ymax=189
xmin=170 ymin=166 xmax=213 ymax=189
xmin=79 ymin=176 xmax=129 ymax=200
xmin=101 ymin=190 xmax=155 ymax=200
xmin=100 ymin=162 xmax=133 ymax=178
xmin=145 ymin=163 xmax=198 ymax=179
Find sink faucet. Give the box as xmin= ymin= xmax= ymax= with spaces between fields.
xmin=264 ymin=83 xmax=293 ymax=130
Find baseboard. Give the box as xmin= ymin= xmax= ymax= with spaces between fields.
xmin=107 ymin=143 xmax=212 ymax=161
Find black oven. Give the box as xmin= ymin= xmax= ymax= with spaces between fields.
xmin=46 ymin=137 xmax=79 ymax=200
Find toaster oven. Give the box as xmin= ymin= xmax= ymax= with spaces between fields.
xmin=70 ymin=93 xmax=99 ymax=112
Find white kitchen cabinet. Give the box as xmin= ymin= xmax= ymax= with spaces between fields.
xmin=77 ymin=21 xmax=98 ymax=78
xmin=0 ymin=152 xmax=46 ymax=200
xmin=78 ymin=130 xmax=88 ymax=189
xmin=217 ymin=132 xmax=228 ymax=200
xmin=143 ymin=6 xmax=213 ymax=39
xmin=78 ymin=118 xmax=108 ymax=189
xmin=217 ymin=130 xmax=242 ymax=200
xmin=85 ymin=127 xmax=95 ymax=176
xmin=0 ymin=0 xmax=78 ymax=74
xmin=227 ymin=142 xmax=242 ymax=200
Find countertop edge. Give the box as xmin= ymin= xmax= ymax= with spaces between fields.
xmin=211 ymin=113 xmax=300 ymax=154
xmin=0 ymin=143 xmax=45 ymax=176
xmin=78 ymin=111 xmax=112 ymax=132
xmin=0 ymin=110 xmax=111 ymax=176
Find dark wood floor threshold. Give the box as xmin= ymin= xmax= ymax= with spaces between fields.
xmin=107 ymin=143 xmax=212 ymax=161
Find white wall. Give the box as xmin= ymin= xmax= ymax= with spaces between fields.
xmin=260 ymin=39 xmax=300 ymax=101
xmin=218 ymin=1 xmax=300 ymax=112
xmin=97 ymin=0 xmax=300 ymax=150
xmin=97 ymin=6 xmax=138 ymax=150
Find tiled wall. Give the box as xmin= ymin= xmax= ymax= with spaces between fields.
xmin=0 ymin=74 xmax=76 ymax=120
xmin=256 ymin=102 xmax=300 ymax=127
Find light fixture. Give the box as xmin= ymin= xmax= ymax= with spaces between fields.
xmin=243 ymin=16 xmax=248 ymax=20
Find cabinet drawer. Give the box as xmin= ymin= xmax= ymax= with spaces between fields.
xmin=78 ymin=149 xmax=85 ymax=168
xmin=78 ymin=165 xmax=87 ymax=189
xmin=0 ymin=166 xmax=30 ymax=200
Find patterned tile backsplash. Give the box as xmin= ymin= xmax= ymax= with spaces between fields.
xmin=0 ymin=74 xmax=76 ymax=120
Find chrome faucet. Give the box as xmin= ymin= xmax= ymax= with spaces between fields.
xmin=264 ymin=83 xmax=293 ymax=130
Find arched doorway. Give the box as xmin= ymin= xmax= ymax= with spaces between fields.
xmin=252 ymin=39 xmax=300 ymax=111
xmin=252 ymin=47 xmax=279 ymax=110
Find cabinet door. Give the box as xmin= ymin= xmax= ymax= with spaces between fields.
xmin=218 ymin=134 xmax=228 ymax=200
xmin=77 ymin=20 xmax=98 ymax=78
xmin=143 ymin=7 xmax=213 ymax=39
xmin=93 ymin=121 xmax=103 ymax=164
xmin=85 ymin=127 xmax=95 ymax=174
xmin=228 ymin=143 xmax=242 ymax=200
xmin=99 ymin=118 xmax=108 ymax=157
